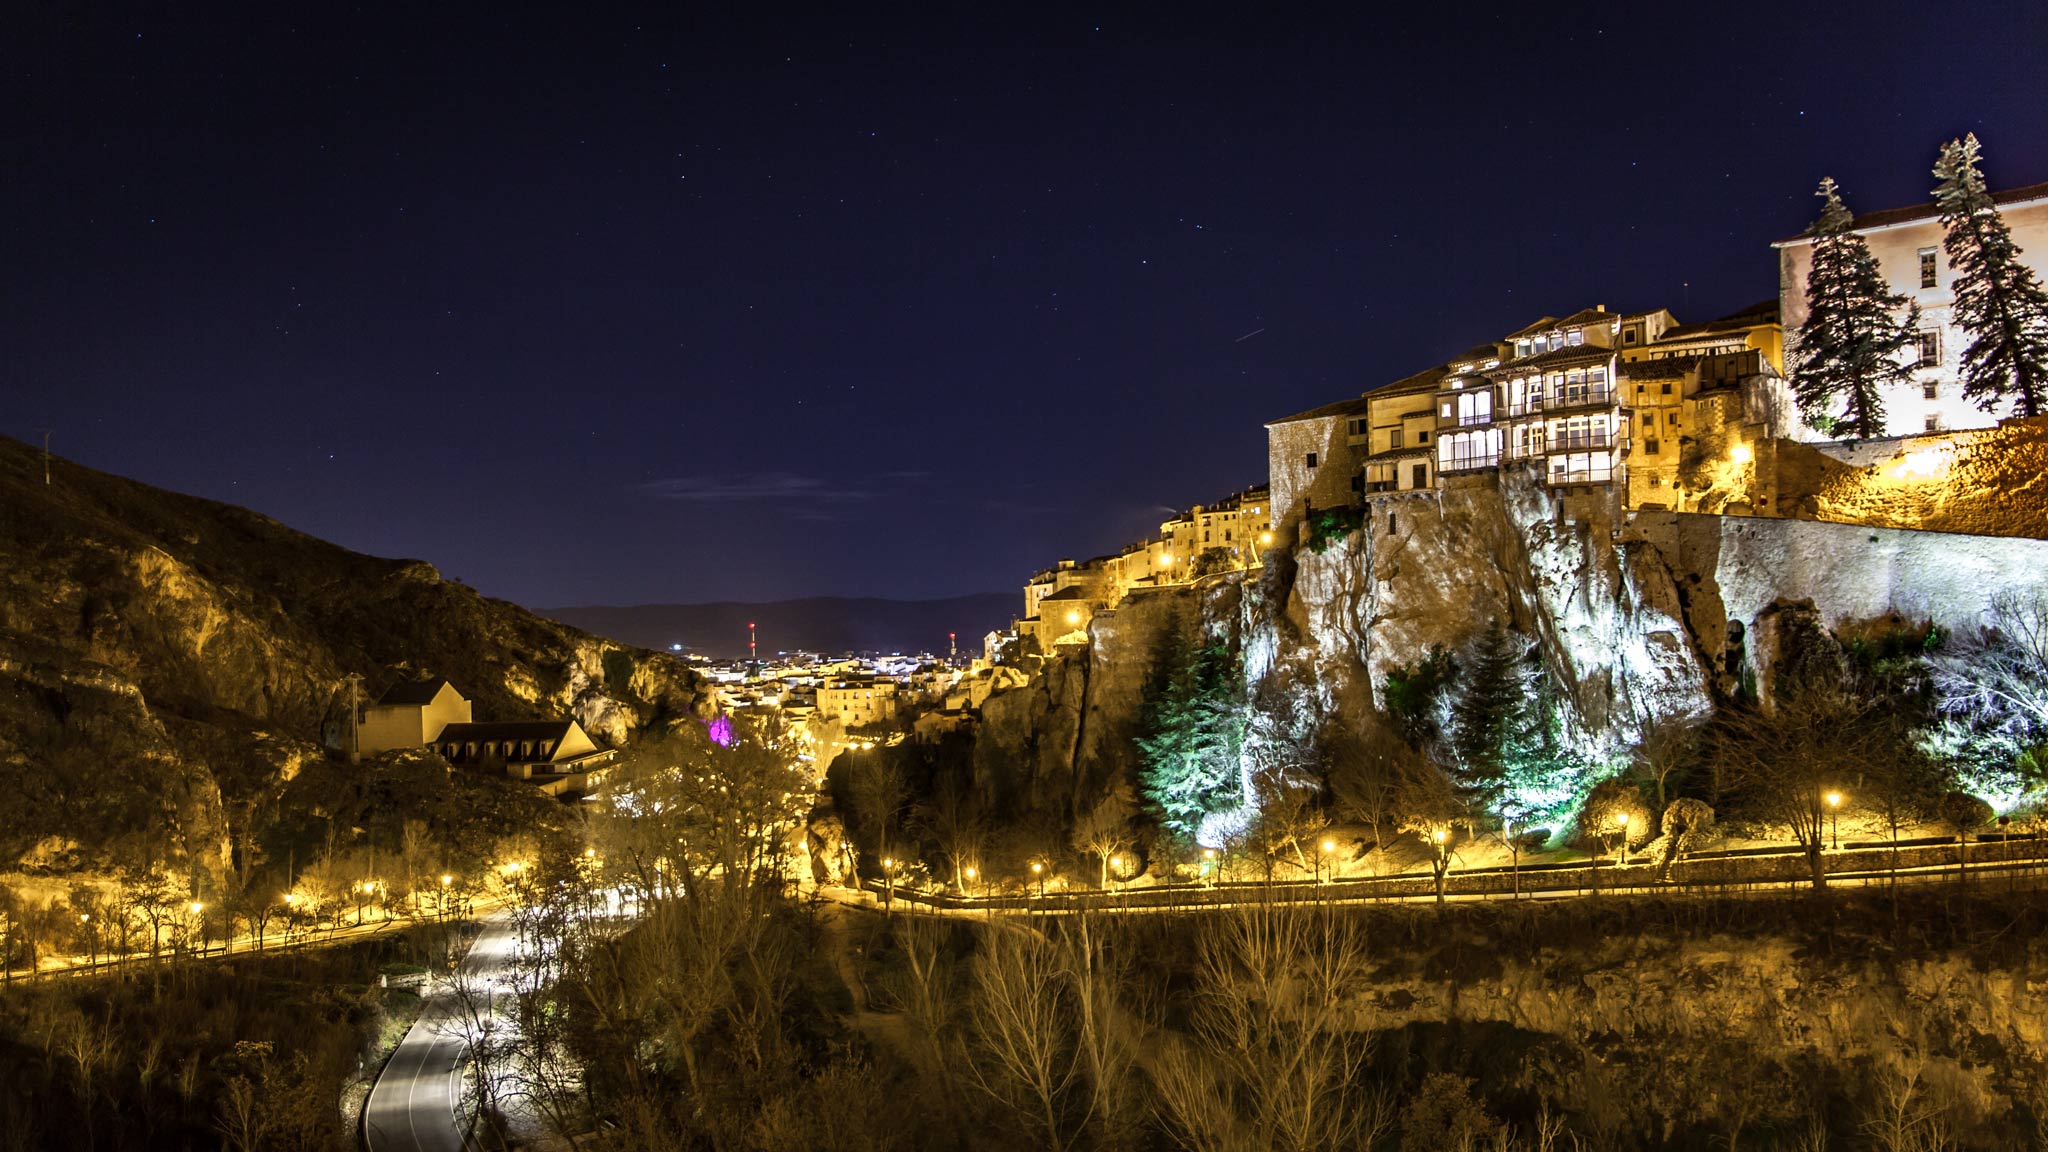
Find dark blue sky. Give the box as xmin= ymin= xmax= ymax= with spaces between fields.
xmin=6 ymin=4 xmax=2045 ymax=606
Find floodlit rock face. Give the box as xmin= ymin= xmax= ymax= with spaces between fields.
xmin=0 ymin=435 xmax=711 ymax=877
xmin=973 ymin=583 xmax=1238 ymax=821
xmin=1006 ymin=463 xmax=2048 ymax=799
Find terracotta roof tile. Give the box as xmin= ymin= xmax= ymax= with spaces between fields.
xmin=1777 ymin=181 xmax=2048 ymax=243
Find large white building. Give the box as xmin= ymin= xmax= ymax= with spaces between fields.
xmin=1774 ymin=180 xmax=2048 ymax=439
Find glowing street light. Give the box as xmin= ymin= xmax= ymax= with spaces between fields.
xmin=1825 ymin=790 xmax=1843 ymax=850
xmin=881 ymin=856 xmax=898 ymax=913
xmin=1319 ymin=838 xmax=1337 ymax=885
xmin=1615 ymin=813 xmax=1631 ymax=867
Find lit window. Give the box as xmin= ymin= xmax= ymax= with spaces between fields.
xmin=1567 ymin=329 xmax=1584 ymax=346
xmin=1919 ymin=248 xmax=1938 ymax=289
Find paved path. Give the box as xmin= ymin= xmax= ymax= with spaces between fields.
xmin=363 ymin=914 xmax=522 ymax=1152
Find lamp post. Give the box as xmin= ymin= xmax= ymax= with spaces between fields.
xmin=189 ymin=902 xmax=207 ymax=956
xmin=1202 ymin=847 xmax=1217 ymax=889
xmin=79 ymin=913 xmax=94 ymax=972
xmin=1031 ymin=861 xmax=1045 ymax=901
xmin=1319 ymin=838 xmax=1337 ymax=886
xmin=439 ymin=874 xmax=453 ymax=919
xmin=881 ymin=857 xmax=896 ymax=915
xmin=1825 ymin=791 xmax=1843 ymax=850
xmin=1615 ymin=813 xmax=1631 ymax=868
xmin=1431 ymin=828 xmax=1451 ymax=907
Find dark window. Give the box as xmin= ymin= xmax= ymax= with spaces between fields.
xmin=1919 ymin=248 xmax=1938 ymax=289
xmin=1412 ymin=464 xmax=1429 ymax=488
xmin=1646 ymin=439 xmax=1661 ymax=455
xmin=1924 ymin=381 xmax=1939 ymax=400
xmin=1387 ymin=512 xmax=1398 ymax=535
xmin=1661 ymin=382 xmax=1672 ymax=395
xmin=1915 ymin=330 xmax=1940 ymax=367
xmin=1305 ymin=452 xmax=1318 ymax=469
xmin=1925 ymin=414 xmax=1940 ymax=432
xmin=1417 ymin=430 xmax=1429 ymax=443
xmin=1389 ymin=429 xmax=1403 ymax=449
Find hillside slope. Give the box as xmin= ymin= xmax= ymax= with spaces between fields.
xmin=0 ymin=435 xmax=709 ymax=874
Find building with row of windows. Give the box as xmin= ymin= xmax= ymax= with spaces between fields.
xmin=1012 ymin=486 xmax=1273 ymax=654
xmin=1267 ymin=179 xmax=2048 ymax=535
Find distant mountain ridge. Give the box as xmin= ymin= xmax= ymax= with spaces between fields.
xmin=542 ymin=594 xmax=1016 ymax=659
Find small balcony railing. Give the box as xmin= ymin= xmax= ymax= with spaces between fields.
xmin=1438 ymin=453 xmax=1501 ymax=473
xmin=1546 ymin=384 xmax=1617 ymax=412
xmin=1548 ymin=429 xmax=1614 ymax=452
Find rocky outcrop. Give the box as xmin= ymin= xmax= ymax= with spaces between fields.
xmin=978 ymin=462 xmax=2048 ymax=826
xmin=0 ymin=435 xmax=712 ymax=876
xmin=1251 ymin=468 xmax=2048 ymax=758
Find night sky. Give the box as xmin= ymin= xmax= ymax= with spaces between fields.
xmin=6 ymin=5 xmax=2044 ymax=608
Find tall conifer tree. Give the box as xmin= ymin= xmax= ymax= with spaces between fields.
xmin=1448 ymin=620 xmax=1531 ymax=808
xmin=1792 ymin=178 xmax=1918 ymax=438
xmin=1933 ymin=134 xmax=2048 ymax=418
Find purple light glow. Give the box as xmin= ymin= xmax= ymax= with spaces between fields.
xmin=707 ymin=714 xmax=735 ymax=748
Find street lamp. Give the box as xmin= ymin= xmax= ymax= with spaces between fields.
xmin=881 ymin=856 xmax=897 ymax=913
xmin=1202 ymin=847 xmax=1217 ymax=887
xmin=79 ymin=913 xmax=94 ymax=971
xmin=1319 ymin=838 xmax=1337 ymax=885
xmin=189 ymin=901 xmax=207 ymax=955
xmin=1430 ymin=828 xmax=1451 ymax=906
xmin=1615 ymin=813 xmax=1631 ymax=867
xmin=1030 ymin=860 xmax=1045 ymax=900
xmin=1825 ymin=791 xmax=1843 ymax=850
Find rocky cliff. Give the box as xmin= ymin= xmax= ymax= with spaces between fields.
xmin=0 ymin=436 xmax=711 ymax=876
xmin=973 ymin=463 xmax=2048 ymax=832
xmin=1259 ymin=470 xmax=2048 ymax=757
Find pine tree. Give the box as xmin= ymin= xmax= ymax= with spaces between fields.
xmin=1135 ymin=640 xmax=1246 ymax=838
xmin=1792 ymin=178 xmax=1919 ymax=438
xmin=1447 ymin=620 xmax=1532 ymax=807
xmin=1933 ymin=134 xmax=2048 ymax=418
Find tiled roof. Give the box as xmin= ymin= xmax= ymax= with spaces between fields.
xmin=377 ymin=677 xmax=455 ymax=706
xmin=1503 ymin=308 xmax=1615 ymax=340
xmin=1485 ymin=345 xmax=1613 ymax=376
xmin=1503 ymin=315 xmax=1561 ymax=340
xmin=1040 ymin=586 xmax=1097 ymax=602
xmin=1365 ymin=445 xmax=1433 ymax=462
xmin=1371 ymin=364 xmax=1451 ymax=396
xmin=1777 ymin=181 xmax=2048 ymax=243
xmin=1658 ymin=300 xmax=1778 ymax=341
xmin=1620 ymin=355 xmax=1704 ymax=380
xmin=1267 ymin=394 xmax=1373 ymax=425
xmin=437 ymin=720 xmax=579 ymax=743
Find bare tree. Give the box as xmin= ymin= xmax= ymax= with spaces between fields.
xmin=1153 ymin=905 xmax=1391 ymax=1152
xmin=1630 ymin=714 xmax=1701 ymax=810
xmin=967 ymin=924 xmax=1089 ymax=1152
xmin=1071 ymin=783 xmax=1138 ymax=890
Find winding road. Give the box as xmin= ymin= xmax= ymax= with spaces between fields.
xmin=363 ymin=914 xmax=522 ymax=1152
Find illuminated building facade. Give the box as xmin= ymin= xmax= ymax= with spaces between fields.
xmin=1774 ymin=181 xmax=2048 ymax=438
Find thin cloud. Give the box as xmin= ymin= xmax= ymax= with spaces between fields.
xmin=641 ymin=472 xmax=871 ymax=504
xmin=640 ymin=470 xmax=930 ymax=509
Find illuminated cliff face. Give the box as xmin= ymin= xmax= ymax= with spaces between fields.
xmin=1248 ymin=468 xmax=2048 ymax=756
